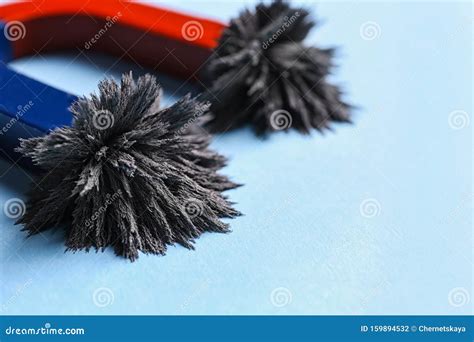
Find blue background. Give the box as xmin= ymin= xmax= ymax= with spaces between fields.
xmin=0 ymin=1 xmax=472 ymax=315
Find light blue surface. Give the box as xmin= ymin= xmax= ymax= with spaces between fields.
xmin=0 ymin=1 xmax=472 ymax=315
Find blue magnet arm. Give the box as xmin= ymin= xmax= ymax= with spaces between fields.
xmin=0 ymin=22 xmax=77 ymax=167
xmin=0 ymin=21 xmax=12 ymax=63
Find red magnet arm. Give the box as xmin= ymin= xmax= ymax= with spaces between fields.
xmin=0 ymin=0 xmax=226 ymax=79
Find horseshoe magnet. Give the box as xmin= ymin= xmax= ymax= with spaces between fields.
xmin=0 ymin=0 xmax=225 ymax=165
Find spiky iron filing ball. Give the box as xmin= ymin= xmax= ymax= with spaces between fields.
xmin=17 ymin=73 xmax=240 ymax=261
xmin=202 ymin=0 xmax=351 ymax=135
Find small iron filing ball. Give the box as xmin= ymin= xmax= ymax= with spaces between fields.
xmin=17 ymin=73 xmax=240 ymax=261
xmin=202 ymin=0 xmax=351 ymax=135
